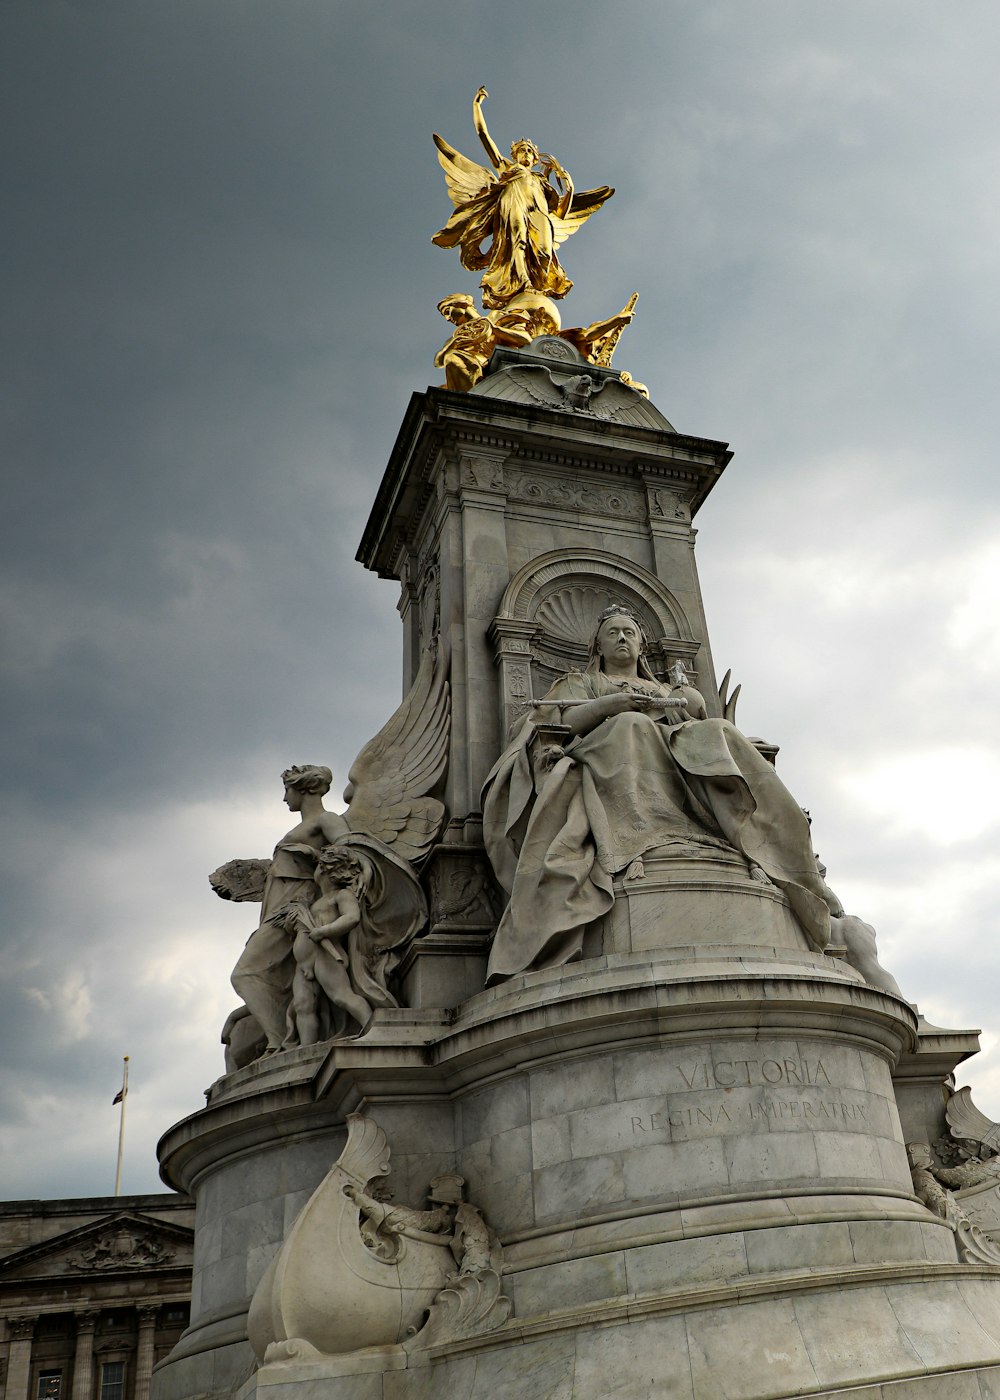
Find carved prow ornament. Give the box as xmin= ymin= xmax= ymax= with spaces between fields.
xmin=248 ymin=1114 xmax=509 ymax=1365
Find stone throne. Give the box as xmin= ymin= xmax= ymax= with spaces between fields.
xmin=154 ymin=342 xmax=1000 ymax=1399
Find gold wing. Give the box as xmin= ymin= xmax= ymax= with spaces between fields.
xmin=433 ymin=133 xmax=496 ymax=209
xmin=344 ymin=638 xmax=450 ymax=865
xmin=549 ymin=185 xmax=615 ymax=249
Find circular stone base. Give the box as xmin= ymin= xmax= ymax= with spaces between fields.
xmin=154 ymin=954 xmax=1000 ymax=1400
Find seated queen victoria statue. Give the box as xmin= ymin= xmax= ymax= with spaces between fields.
xmin=483 ymin=605 xmax=839 ymax=983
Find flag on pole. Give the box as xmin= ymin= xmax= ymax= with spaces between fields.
xmin=114 ymin=1056 xmax=129 ymax=1196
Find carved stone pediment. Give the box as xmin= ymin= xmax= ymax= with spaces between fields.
xmin=0 ymin=1211 xmax=193 ymax=1281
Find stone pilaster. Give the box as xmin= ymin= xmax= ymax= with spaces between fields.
xmin=488 ymin=617 xmax=538 ymax=742
xmin=133 ymin=1305 xmax=158 ymax=1400
xmin=71 ymin=1309 xmax=99 ymax=1400
xmin=450 ymin=447 xmax=511 ymax=814
xmin=5 ymin=1316 xmax=37 ymax=1400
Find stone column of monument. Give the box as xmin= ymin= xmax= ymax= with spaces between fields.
xmin=5 ymin=1316 xmax=37 ymax=1400
xmin=70 ymin=1309 xmax=98 ymax=1400
xmin=133 ymin=1304 xmax=158 ymax=1400
xmin=153 ymin=92 xmax=1000 ymax=1400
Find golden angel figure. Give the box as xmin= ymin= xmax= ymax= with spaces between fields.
xmin=432 ymin=88 xmax=614 ymax=310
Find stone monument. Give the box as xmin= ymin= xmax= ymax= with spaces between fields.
xmin=153 ymin=90 xmax=1000 ymax=1399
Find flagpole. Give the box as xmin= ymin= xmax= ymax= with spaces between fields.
xmin=113 ymin=1056 xmax=129 ymax=1197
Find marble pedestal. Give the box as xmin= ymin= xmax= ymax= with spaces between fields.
xmin=154 ymin=919 xmax=1000 ymax=1400
xmin=592 ymin=847 xmax=806 ymax=955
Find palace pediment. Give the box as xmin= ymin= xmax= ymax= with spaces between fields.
xmin=0 ymin=1210 xmax=193 ymax=1282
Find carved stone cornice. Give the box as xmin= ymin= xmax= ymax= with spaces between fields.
xmin=357 ymin=387 xmax=731 ymax=582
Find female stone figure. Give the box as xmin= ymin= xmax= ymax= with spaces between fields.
xmin=432 ymin=87 xmax=613 ymax=310
xmin=224 ymin=640 xmax=451 ymax=1060
xmin=232 ymin=764 xmax=349 ymax=1051
xmin=482 ymin=606 xmax=837 ymax=982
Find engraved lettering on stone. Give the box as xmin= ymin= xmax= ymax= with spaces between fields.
xmin=676 ymin=1057 xmax=830 ymax=1089
xmin=630 ymin=1092 xmax=869 ymax=1137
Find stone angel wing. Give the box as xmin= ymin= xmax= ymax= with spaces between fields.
xmin=547 ymin=184 xmax=615 ymax=249
xmin=432 ymin=133 xmax=495 ymax=209
xmin=344 ymin=638 xmax=450 ymax=864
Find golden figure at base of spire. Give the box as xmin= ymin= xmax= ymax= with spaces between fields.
xmin=434 ymin=296 xmax=533 ymax=393
xmin=431 ymin=89 xmax=645 ymax=395
xmin=434 ymin=289 xmax=645 ymax=396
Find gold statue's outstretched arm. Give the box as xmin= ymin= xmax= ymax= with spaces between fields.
xmin=473 ymin=87 xmax=504 ymax=171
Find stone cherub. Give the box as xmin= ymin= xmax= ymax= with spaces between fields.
xmin=274 ymin=845 xmax=377 ymax=1046
xmin=217 ymin=641 xmax=450 ymax=1059
xmin=432 ymin=87 xmax=613 ymax=310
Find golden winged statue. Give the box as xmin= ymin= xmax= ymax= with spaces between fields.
xmin=432 ymin=87 xmax=614 ymax=310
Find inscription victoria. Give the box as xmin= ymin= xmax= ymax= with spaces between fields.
xmin=678 ymin=1057 xmax=832 ymax=1088
xmin=627 ymin=1058 xmax=871 ymax=1137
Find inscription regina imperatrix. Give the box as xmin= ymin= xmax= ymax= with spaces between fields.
xmin=628 ymin=1057 xmax=872 ymax=1138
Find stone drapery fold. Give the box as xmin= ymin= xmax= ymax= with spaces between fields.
xmin=483 ymin=670 xmax=831 ymax=982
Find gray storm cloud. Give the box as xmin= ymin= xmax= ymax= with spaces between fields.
xmin=2 ymin=0 xmax=999 ymax=1196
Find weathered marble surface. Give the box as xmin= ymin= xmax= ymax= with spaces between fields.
xmin=234 ymin=1291 xmax=1000 ymax=1400
xmin=153 ymin=947 xmax=1000 ymax=1400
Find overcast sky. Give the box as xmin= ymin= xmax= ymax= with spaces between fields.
xmin=3 ymin=0 xmax=1000 ymax=1200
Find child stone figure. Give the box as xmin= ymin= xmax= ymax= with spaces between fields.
xmin=279 ymin=845 xmax=374 ymax=1046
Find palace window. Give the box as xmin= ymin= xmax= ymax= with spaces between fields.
xmin=36 ymin=1373 xmax=62 ymax=1400
xmin=99 ymin=1361 xmax=125 ymax=1400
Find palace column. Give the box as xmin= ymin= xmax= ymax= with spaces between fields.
xmin=133 ymin=1305 xmax=158 ymax=1400
xmin=70 ymin=1309 xmax=99 ymax=1400
xmin=5 ymin=1316 xmax=37 ymax=1400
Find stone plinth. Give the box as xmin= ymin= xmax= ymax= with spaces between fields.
xmin=594 ymin=847 xmax=807 ymax=955
xmin=155 ymin=947 xmax=1000 ymax=1399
